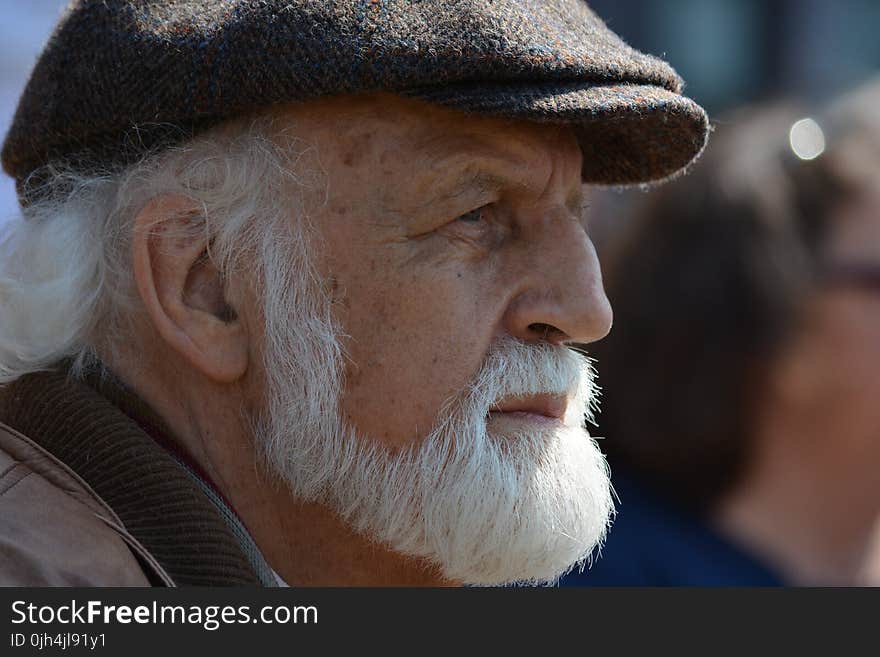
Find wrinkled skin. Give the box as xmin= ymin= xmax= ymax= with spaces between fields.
xmin=298 ymin=94 xmax=612 ymax=449
xmin=122 ymin=93 xmax=613 ymax=585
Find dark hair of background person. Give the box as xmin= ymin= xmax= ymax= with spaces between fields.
xmin=589 ymin=85 xmax=878 ymax=514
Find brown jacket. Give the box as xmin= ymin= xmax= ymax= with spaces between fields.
xmin=0 ymin=369 xmax=272 ymax=586
xmin=0 ymin=421 xmax=170 ymax=585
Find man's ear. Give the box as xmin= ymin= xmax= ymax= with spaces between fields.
xmin=131 ymin=194 xmax=248 ymax=383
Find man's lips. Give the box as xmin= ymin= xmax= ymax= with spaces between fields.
xmin=488 ymin=394 xmax=568 ymax=422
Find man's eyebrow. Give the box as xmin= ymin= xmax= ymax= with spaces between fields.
xmin=449 ymin=167 xmax=511 ymax=196
xmin=570 ymin=183 xmax=587 ymax=214
xmin=421 ymin=153 xmax=532 ymax=204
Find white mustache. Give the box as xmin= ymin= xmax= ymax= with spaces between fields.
xmin=448 ymin=337 xmax=598 ymax=431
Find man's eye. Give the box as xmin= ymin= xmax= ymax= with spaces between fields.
xmin=457 ymin=207 xmax=484 ymax=223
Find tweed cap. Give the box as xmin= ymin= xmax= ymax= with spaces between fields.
xmin=2 ymin=0 xmax=709 ymax=197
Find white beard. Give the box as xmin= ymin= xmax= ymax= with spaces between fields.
xmin=254 ymin=233 xmax=613 ymax=586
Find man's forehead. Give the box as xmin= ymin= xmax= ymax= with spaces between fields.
xmin=278 ymin=93 xmax=581 ymax=175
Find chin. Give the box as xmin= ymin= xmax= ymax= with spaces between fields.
xmin=325 ymin=418 xmax=614 ymax=587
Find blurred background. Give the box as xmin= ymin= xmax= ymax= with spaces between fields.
xmin=1 ymin=1 xmax=878 ymax=587
xmin=591 ymin=0 xmax=880 ymax=114
xmin=2 ymin=0 xmax=880 ymax=224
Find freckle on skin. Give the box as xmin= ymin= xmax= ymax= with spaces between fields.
xmin=341 ymin=131 xmax=373 ymax=168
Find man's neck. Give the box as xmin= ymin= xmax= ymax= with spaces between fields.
xmin=109 ymin=353 xmax=454 ymax=586
xmin=230 ymin=487 xmax=453 ymax=586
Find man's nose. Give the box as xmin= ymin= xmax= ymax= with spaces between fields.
xmin=502 ymin=221 xmax=613 ymax=346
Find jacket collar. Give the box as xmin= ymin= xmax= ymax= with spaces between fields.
xmin=0 ymin=366 xmax=267 ymax=586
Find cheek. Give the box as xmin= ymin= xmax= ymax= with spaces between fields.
xmin=333 ymin=266 xmax=498 ymax=448
xmin=812 ymin=301 xmax=880 ymax=425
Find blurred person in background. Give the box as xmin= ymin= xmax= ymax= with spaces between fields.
xmin=562 ymin=78 xmax=880 ymax=586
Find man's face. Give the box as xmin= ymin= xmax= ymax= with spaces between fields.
xmin=290 ymin=94 xmax=612 ymax=449
xmin=252 ymin=94 xmax=614 ymax=584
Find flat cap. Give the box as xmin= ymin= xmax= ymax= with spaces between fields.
xmin=2 ymin=0 xmax=709 ymax=194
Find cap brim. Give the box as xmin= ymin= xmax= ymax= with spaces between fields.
xmin=405 ymin=81 xmax=710 ymax=186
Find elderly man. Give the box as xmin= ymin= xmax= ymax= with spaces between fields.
xmin=0 ymin=1 xmax=707 ymax=586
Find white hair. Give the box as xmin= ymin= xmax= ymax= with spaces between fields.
xmin=0 ymin=118 xmax=316 ymax=383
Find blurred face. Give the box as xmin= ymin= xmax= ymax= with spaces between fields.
xmin=810 ymin=187 xmax=880 ymax=445
xmin=781 ymin=186 xmax=880 ymax=474
xmin=252 ymin=94 xmax=615 ymax=584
